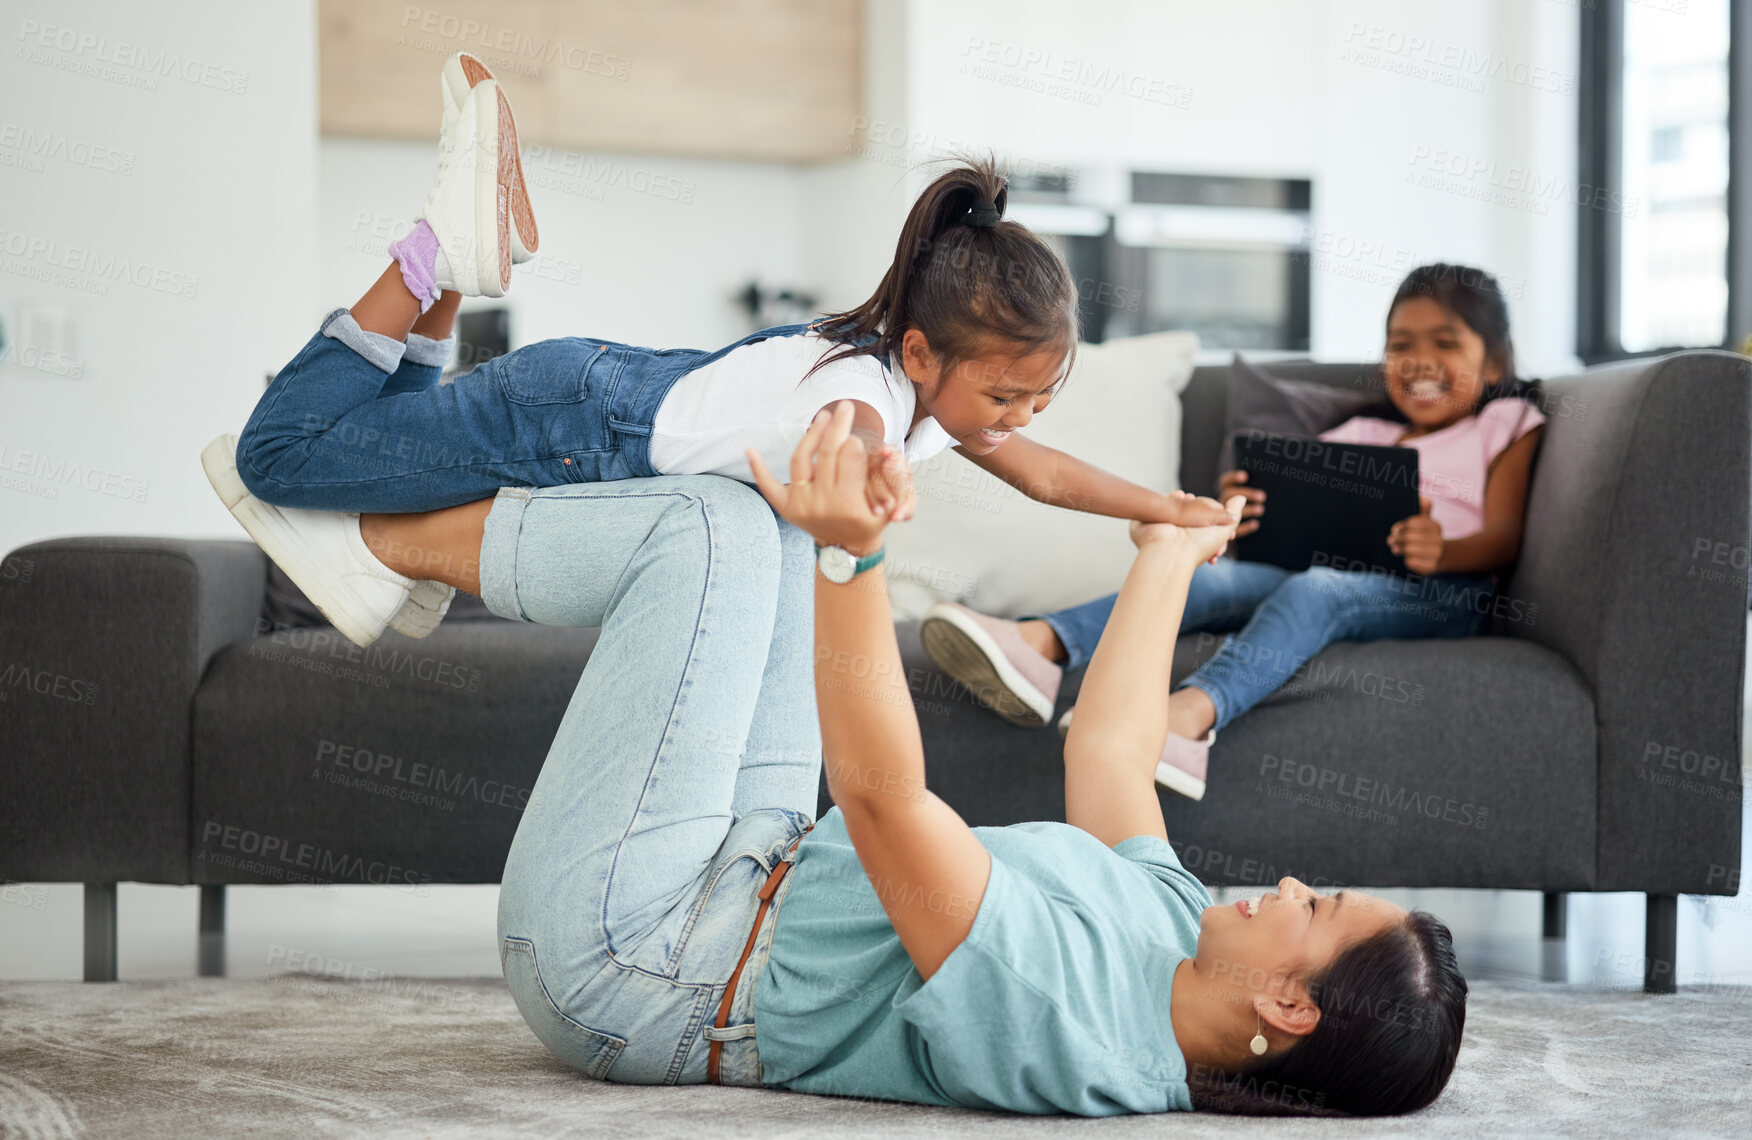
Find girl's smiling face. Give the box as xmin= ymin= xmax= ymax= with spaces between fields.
xmin=1383 ymin=296 xmax=1502 ymax=435
xmin=901 ymin=329 xmax=1067 ymax=454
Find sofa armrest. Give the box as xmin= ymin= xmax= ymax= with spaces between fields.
xmin=1506 ymin=351 xmax=1749 ymax=893
xmin=0 ymin=538 xmax=265 ymax=882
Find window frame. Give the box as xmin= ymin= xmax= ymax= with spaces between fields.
xmin=1577 ymin=0 xmax=1743 ymax=363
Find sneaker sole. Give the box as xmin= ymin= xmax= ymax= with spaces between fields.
xmin=919 ymin=609 xmax=1052 ymax=727
xmin=201 ymin=435 xmax=388 ymax=649
xmin=450 ymin=53 xmax=538 ymax=260
xmin=388 ymin=581 xmax=453 ymax=639
xmin=1154 ymin=758 xmax=1207 ymax=801
xmin=491 ymin=86 xmax=516 ymax=293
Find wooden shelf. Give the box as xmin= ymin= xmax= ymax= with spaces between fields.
xmin=320 ymin=0 xmax=861 ymax=161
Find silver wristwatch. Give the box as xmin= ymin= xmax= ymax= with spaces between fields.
xmin=815 ymin=543 xmax=886 ymax=584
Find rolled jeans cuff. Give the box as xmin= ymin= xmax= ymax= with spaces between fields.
xmin=1025 ymin=612 xmax=1092 ymax=672
xmin=319 ymin=307 xmax=406 ymax=375
xmin=478 ymin=488 xmax=533 ymax=622
xmin=403 ymin=332 xmax=456 ymax=368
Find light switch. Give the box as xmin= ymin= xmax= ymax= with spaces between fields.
xmin=8 ymin=302 xmax=85 ymax=379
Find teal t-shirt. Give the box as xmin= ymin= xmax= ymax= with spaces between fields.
xmin=752 ymin=807 xmax=1214 ymax=1115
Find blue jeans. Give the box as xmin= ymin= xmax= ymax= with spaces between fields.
xmin=236 ymin=310 xmax=816 ymax=513
xmin=1033 ymin=560 xmax=1493 ymax=731
xmin=485 ymin=477 xmax=819 ymax=1086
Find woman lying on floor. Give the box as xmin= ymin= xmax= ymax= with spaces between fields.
xmin=357 ymin=401 xmax=1466 ymax=1117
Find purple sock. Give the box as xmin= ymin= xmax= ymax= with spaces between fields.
xmin=388 ymin=219 xmax=441 ymax=313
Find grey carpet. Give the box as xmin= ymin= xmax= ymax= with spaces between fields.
xmin=1 ymin=977 xmax=1748 ymax=1138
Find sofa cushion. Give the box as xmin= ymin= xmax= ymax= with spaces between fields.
xmin=883 ymin=330 xmax=1199 ymax=620
xmin=191 ymin=613 xmax=1595 ymax=893
xmin=898 ymin=626 xmax=1598 ymax=892
xmin=191 ymin=621 xmax=597 ymax=884
xmin=1179 ymin=360 xmax=1384 ymax=499
xmin=1214 ymin=354 xmax=1385 ymax=478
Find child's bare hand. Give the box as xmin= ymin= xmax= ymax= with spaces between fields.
xmin=865 ymin=443 xmax=917 ymax=523
xmin=1388 ymin=497 xmax=1444 ymax=575
xmin=1217 ymin=469 xmax=1266 ymax=537
xmin=1158 ymin=490 xmax=1234 ymax=528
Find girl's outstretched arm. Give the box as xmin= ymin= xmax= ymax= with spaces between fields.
xmin=958 ymin=432 xmax=1232 ymax=526
xmin=1062 ymin=501 xmax=1242 ymax=848
xmin=748 ymin=403 xmax=989 ymax=982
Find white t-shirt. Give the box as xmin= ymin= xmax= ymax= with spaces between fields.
xmin=648 ymin=332 xmax=958 ymax=483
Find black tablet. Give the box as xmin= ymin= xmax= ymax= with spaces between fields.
xmin=1230 ymin=431 xmax=1420 ymax=575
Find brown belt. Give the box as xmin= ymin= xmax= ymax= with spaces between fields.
xmin=707 ymin=824 xmax=812 ymax=1084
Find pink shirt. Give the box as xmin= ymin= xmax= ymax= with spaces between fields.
xmin=1318 ymin=398 xmax=1545 ymax=540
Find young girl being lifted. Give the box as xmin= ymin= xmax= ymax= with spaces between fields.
xmin=203 ymin=53 xmax=1228 ymax=645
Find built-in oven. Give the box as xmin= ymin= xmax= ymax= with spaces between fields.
xmin=1010 ymin=171 xmax=1312 ymax=352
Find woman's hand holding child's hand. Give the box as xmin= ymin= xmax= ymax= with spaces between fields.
xmin=1388 ymin=497 xmax=1444 ymax=575
xmin=1129 ymin=495 xmax=1247 ymax=566
xmin=748 ymin=401 xmax=906 ymax=555
xmin=1217 ymin=469 xmax=1266 ymax=537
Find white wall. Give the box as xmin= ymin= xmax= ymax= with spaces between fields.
xmin=2 ymin=0 xmax=1582 ymax=559
xmin=899 ymin=0 xmax=1581 ymax=374
xmin=318 ymin=138 xmax=813 ymax=353
xmin=0 ymin=0 xmax=319 ymax=558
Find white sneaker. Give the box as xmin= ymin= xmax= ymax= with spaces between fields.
xmin=388 ymin=579 xmax=456 ymax=639
xmin=440 ymin=52 xmax=537 ymax=263
xmin=421 ymin=78 xmax=511 ymax=298
xmin=202 ymin=435 xmax=413 ymax=648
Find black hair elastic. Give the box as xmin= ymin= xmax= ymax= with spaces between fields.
xmin=967 ymin=200 xmax=1000 ymax=227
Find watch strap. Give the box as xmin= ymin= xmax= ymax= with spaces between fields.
xmin=816 ymin=543 xmax=886 ymax=579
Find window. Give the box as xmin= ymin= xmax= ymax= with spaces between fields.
xmin=1579 ymin=0 xmax=1741 ymax=361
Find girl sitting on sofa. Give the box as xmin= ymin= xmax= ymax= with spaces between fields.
xmin=921 ymin=263 xmax=1546 ymax=801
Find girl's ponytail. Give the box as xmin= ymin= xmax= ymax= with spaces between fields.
xmin=812 ymin=156 xmax=1077 ymax=381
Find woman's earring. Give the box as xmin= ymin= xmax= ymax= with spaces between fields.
xmin=1249 ymin=1013 xmax=1269 ymax=1056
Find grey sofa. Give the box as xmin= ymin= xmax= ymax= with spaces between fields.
xmin=3 ymin=352 xmax=1746 ymax=993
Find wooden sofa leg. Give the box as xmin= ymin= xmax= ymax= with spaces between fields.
xmin=1541 ymin=892 xmax=1566 ymax=940
xmin=198 ymin=885 xmax=226 ymax=978
xmin=83 ymin=883 xmax=117 ymax=982
xmin=1644 ymin=894 xmax=1678 ymax=994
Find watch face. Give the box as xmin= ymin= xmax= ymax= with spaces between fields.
xmin=818 ymin=545 xmax=856 ymax=584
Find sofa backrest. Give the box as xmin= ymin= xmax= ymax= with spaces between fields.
xmin=1178 ymin=360 xmax=1383 ymax=499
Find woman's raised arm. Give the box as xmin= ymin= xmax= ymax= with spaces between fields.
xmin=748 ymin=402 xmax=990 ymax=981
xmin=1062 ymin=501 xmax=1242 ymax=848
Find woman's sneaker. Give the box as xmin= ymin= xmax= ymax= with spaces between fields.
xmin=388 ymin=579 xmax=455 ymax=639
xmin=201 ymin=435 xmax=413 ymax=648
xmin=439 ymin=53 xmax=538 ymax=263
xmin=1058 ymin=708 xmax=1213 ymax=801
xmin=919 ymin=602 xmax=1061 ymax=727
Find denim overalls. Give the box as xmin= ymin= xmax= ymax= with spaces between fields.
xmin=236 ymin=310 xmax=832 ymax=514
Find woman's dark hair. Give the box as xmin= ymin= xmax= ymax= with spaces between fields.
xmin=1190 ymin=911 xmax=1468 ymax=1117
xmin=808 ymin=156 xmax=1078 ymax=384
xmin=1364 ymin=262 xmax=1539 ymax=423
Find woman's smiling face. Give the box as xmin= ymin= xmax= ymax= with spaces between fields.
xmin=1194 ymin=877 xmax=1406 ymax=1008
xmin=1382 ymin=296 xmax=1502 ymax=434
